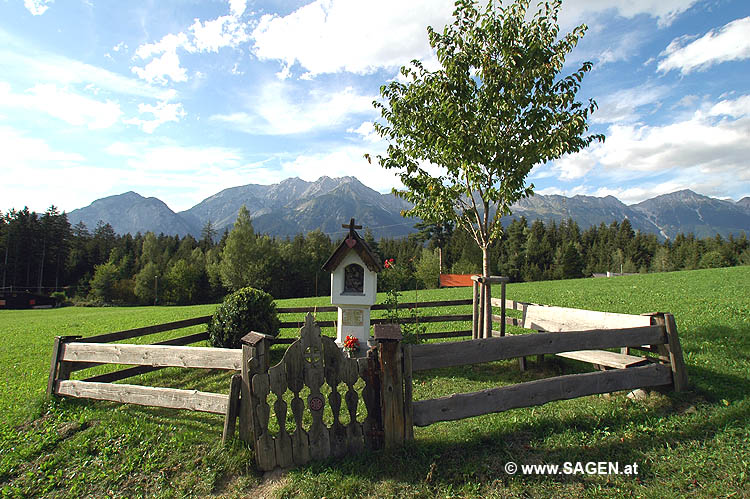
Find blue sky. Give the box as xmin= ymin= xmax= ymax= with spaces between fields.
xmin=2 ymin=0 xmax=749 ymax=214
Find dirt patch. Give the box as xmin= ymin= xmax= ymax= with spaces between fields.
xmin=240 ymin=468 xmax=289 ymax=499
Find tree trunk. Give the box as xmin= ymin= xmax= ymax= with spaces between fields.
xmin=482 ymin=245 xmax=491 ymax=338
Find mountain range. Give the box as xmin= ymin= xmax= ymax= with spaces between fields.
xmin=67 ymin=176 xmax=750 ymax=241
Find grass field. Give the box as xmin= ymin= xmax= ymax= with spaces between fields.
xmin=1 ymin=267 xmax=748 ymax=497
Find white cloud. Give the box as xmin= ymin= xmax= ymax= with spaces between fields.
xmin=132 ymin=33 xmax=192 ymax=84
xmin=559 ymin=0 xmax=700 ymax=28
xmin=23 ymin=0 xmax=53 ymax=16
xmin=251 ymin=0 xmax=455 ymax=77
xmin=131 ymin=6 xmax=252 ymax=84
xmin=0 ymin=126 xmax=98 ymax=212
xmin=190 ymin=15 xmax=250 ymax=52
xmin=0 ymin=82 xmax=122 ymax=129
xmin=250 ymin=0 xmax=700 ymax=79
xmin=591 ymin=84 xmax=669 ymax=124
xmin=707 ymin=94 xmax=750 ymax=118
xmin=658 ymin=17 xmax=750 ymax=74
xmin=228 ymin=0 xmax=246 ymax=17
xmin=547 ymin=94 xmax=750 ymax=203
xmin=551 ymin=148 xmax=600 ymax=180
xmin=347 ymin=121 xmax=380 ymax=143
xmin=211 ymin=84 xmax=376 ymax=135
xmin=0 ymin=32 xmax=176 ymax=101
xmin=124 ymin=101 xmax=186 ymax=133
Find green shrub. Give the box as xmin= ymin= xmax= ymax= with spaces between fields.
xmin=50 ymin=291 xmax=67 ymax=305
xmin=208 ymin=287 xmax=280 ymax=348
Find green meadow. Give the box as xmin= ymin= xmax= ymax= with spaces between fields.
xmin=1 ymin=266 xmax=748 ymax=497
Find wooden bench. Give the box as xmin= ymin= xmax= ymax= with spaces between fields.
xmin=556 ymin=349 xmax=652 ymax=371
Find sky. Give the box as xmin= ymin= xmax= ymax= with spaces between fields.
xmin=1 ymin=0 xmax=749 ymax=214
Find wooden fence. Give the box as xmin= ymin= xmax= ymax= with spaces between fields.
xmin=274 ymin=298 xmax=477 ymax=343
xmin=48 ymin=294 xmax=687 ymax=471
xmin=398 ymin=308 xmax=687 ymax=434
xmin=47 ymin=296 xmax=473 ymax=448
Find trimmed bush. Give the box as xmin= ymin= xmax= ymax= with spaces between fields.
xmin=208 ymin=287 xmax=280 ymax=349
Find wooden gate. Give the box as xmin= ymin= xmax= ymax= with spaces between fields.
xmin=242 ymin=313 xmax=383 ymax=471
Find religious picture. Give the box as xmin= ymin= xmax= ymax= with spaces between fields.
xmin=343 ymin=263 xmax=364 ymax=293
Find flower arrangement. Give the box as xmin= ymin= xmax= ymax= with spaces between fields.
xmin=343 ymin=335 xmax=360 ymax=352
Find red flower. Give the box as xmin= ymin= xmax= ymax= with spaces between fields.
xmin=343 ymin=335 xmax=360 ymax=350
xmin=384 ymin=258 xmax=395 ymax=269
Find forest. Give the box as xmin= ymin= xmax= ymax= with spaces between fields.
xmin=1 ymin=204 xmax=748 ymax=306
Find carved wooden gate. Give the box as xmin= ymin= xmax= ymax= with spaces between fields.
xmin=245 ymin=313 xmax=381 ymax=471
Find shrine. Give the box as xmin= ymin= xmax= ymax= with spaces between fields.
xmin=322 ymin=218 xmax=382 ymax=355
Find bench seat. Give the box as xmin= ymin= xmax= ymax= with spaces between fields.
xmin=556 ymin=350 xmax=651 ymax=370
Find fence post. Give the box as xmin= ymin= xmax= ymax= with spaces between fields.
xmin=483 ymin=279 xmax=492 ymax=339
xmin=471 ymin=276 xmax=479 ymax=340
xmin=374 ymin=323 xmax=407 ymax=449
xmin=222 ymin=373 xmax=242 ymax=444
xmin=402 ymin=343 xmax=414 ymax=441
xmin=47 ymin=335 xmax=81 ymax=397
xmin=500 ymin=278 xmax=507 ymax=337
xmin=239 ymin=332 xmax=274 ymax=445
xmin=647 ymin=313 xmax=688 ymax=392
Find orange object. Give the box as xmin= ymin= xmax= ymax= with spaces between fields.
xmin=438 ymin=274 xmax=477 ymax=287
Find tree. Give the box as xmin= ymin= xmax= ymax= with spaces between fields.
xmin=134 ymin=262 xmax=161 ymax=304
xmin=415 ymin=220 xmax=454 ymax=273
xmin=89 ymin=261 xmax=118 ymax=302
xmin=368 ymin=0 xmax=602 ymax=330
xmin=414 ymin=247 xmax=441 ymax=288
xmin=200 ymin=220 xmax=217 ymax=251
xmin=219 ymin=205 xmax=280 ymax=293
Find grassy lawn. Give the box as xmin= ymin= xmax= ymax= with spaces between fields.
xmin=1 ymin=267 xmax=748 ymax=497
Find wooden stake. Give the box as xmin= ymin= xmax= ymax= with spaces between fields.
xmin=222 ymin=373 xmax=242 ymax=444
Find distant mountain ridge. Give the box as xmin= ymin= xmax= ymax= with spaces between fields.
xmin=67 ymin=177 xmax=750 ymax=241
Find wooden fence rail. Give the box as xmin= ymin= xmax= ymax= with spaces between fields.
xmin=413 ymin=364 xmax=673 ymax=426
xmin=56 ymin=380 xmax=229 ymax=415
xmin=410 ymin=325 xmax=666 ymax=372
xmin=60 ymin=342 xmax=243 ymax=371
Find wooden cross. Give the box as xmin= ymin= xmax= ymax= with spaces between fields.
xmin=342 ymin=218 xmax=362 ymax=236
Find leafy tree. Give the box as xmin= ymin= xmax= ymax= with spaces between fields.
xmin=414 ymin=247 xmax=441 ymax=288
xmin=368 ymin=0 xmax=603 ymax=282
xmin=219 ymin=205 xmax=280 ymax=293
xmin=140 ymin=232 xmax=162 ymax=267
xmin=699 ymin=250 xmax=729 ymax=269
xmin=89 ymin=261 xmax=118 ymax=302
xmin=219 ymin=205 xmax=255 ymax=292
xmin=164 ymin=258 xmax=203 ymax=304
xmin=415 ymin=220 xmax=454 ymax=273
xmin=134 ymin=262 xmax=161 ymax=304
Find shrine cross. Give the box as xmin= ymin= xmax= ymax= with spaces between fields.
xmin=342 ymin=218 xmax=362 ymax=235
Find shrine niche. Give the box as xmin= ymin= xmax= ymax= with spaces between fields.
xmin=344 ymin=264 xmax=364 ymax=294
xmin=322 ymin=219 xmax=382 ymax=354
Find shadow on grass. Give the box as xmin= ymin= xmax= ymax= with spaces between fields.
xmin=276 ymin=359 xmax=750 ymax=493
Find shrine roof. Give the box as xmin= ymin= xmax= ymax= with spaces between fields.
xmin=322 ymin=227 xmax=382 ymax=273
